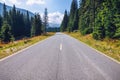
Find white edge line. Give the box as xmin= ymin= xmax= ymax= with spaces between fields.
xmin=66 ymin=34 xmax=120 ymax=64
xmin=0 ymin=36 xmax=53 ymax=62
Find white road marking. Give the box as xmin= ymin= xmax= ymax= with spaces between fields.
xmin=60 ymin=43 xmax=62 ymax=51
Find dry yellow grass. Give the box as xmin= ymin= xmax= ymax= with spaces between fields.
xmin=0 ymin=32 xmax=55 ymax=59
xmin=67 ymin=32 xmax=120 ymax=62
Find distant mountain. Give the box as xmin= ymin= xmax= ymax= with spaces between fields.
xmin=0 ymin=2 xmax=34 ymax=17
xmin=0 ymin=2 xmax=61 ymax=28
xmin=48 ymin=23 xmax=60 ymax=28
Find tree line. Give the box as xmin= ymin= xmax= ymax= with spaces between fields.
xmin=47 ymin=27 xmax=60 ymax=32
xmin=0 ymin=3 xmax=48 ymax=43
xmin=60 ymin=0 xmax=120 ymax=40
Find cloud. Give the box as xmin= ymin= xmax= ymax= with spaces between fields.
xmin=0 ymin=0 xmax=7 ymax=3
xmin=0 ymin=0 xmax=21 ymax=5
xmin=8 ymin=0 xmax=21 ymax=5
xmin=40 ymin=11 xmax=64 ymax=24
xmin=26 ymin=0 xmax=45 ymax=5
xmin=48 ymin=12 xmax=64 ymax=24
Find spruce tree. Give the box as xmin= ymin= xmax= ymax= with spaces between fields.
xmin=11 ymin=5 xmax=17 ymax=37
xmin=77 ymin=0 xmax=120 ymax=39
xmin=93 ymin=17 xmax=105 ymax=40
xmin=105 ymin=19 xmax=116 ymax=38
xmin=31 ymin=15 xmax=36 ymax=37
xmin=16 ymin=11 xmax=25 ymax=37
xmin=67 ymin=0 xmax=78 ymax=32
xmin=112 ymin=0 xmax=120 ymax=39
xmin=43 ymin=8 xmax=48 ymax=33
xmin=79 ymin=0 xmax=93 ymax=35
xmin=31 ymin=23 xmax=35 ymax=37
xmin=3 ymin=3 xmax=7 ymax=20
xmin=114 ymin=27 xmax=120 ymax=39
xmin=35 ymin=14 xmax=42 ymax=36
xmin=0 ymin=15 xmax=2 ymax=30
xmin=73 ymin=9 xmax=79 ymax=31
xmin=31 ymin=14 xmax=42 ymax=37
xmin=25 ymin=11 xmax=31 ymax=37
xmin=104 ymin=1 xmax=116 ymax=38
xmin=60 ymin=10 xmax=68 ymax=32
xmin=0 ymin=21 xmax=14 ymax=43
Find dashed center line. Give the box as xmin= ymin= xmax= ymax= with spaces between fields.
xmin=60 ymin=43 xmax=62 ymax=51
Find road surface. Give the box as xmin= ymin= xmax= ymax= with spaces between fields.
xmin=0 ymin=33 xmax=120 ymax=80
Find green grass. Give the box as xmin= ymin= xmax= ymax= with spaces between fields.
xmin=0 ymin=32 xmax=55 ymax=59
xmin=66 ymin=32 xmax=120 ymax=62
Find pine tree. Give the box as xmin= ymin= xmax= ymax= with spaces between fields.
xmin=31 ymin=14 xmax=42 ymax=37
xmin=93 ymin=16 xmax=105 ymax=40
xmin=105 ymin=21 xmax=116 ymax=38
xmin=8 ymin=9 xmax=12 ymax=26
xmin=0 ymin=21 xmax=14 ymax=43
xmin=67 ymin=0 xmax=78 ymax=32
xmin=11 ymin=5 xmax=17 ymax=37
xmin=112 ymin=0 xmax=120 ymax=39
xmin=31 ymin=23 xmax=35 ymax=37
xmin=1 ymin=3 xmax=42 ymax=41
xmin=16 ymin=11 xmax=25 ymax=37
xmin=43 ymin=8 xmax=48 ymax=33
xmin=25 ymin=11 xmax=31 ymax=37
xmin=60 ymin=10 xmax=68 ymax=32
xmin=77 ymin=0 xmax=120 ymax=39
xmin=73 ymin=9 xmax=79 ymax=31
xmin=114 ymin=27 xmax=120 ymax=39
xmin=104 ymin=1 xmax=116 ymax=38
xmin=31 ymin=15 xmax=37 ymax=37
xmin=3 ymin=3 xmax=7 ymax=20
xmin=0 ymin=15 xmax=2 ymax=30
xmin=35 ymin=14 xmax=42 ymax=36
xmin=79 ymin=0 xmax=93 ymax=35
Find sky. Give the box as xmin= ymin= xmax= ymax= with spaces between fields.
xmin=0 ymin=0 xmax=76 ymax=24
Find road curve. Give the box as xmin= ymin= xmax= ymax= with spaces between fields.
xmin=0 ymin=33 xmax=120 ymax=80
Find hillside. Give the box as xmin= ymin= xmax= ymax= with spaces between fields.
xmin=0 ymin=2 xmax=34 ymax=17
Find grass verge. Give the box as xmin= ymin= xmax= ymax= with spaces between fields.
xmin=66 ymin=32 xmax=120 ymax=62
xmin=0 ymin=32 xmax=55 ymax=59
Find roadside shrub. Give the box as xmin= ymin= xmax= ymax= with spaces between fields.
xmin=92 ymin=32 xmax=99 ymax=40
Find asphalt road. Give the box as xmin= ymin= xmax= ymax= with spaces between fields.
xmin=0 ymin=33 xmax=120 ymax=80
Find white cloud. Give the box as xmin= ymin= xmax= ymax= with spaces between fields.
xmin=26 ymin=0 xmax=45 ymax=5
xmin=8 ymin=0 xmax=21 ymax=5
xmin=0 ymin=0 xmax=7 ymax=3
xmin=0 ymin=0 xmax=21 ymax=5
xmin=40 ymin=11 xmax=64 ymax=24
xmin=48 ymin=12 xmax=64 ymax=24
